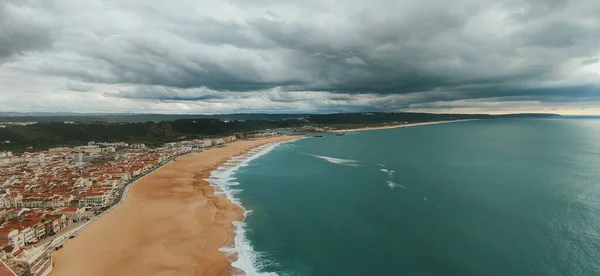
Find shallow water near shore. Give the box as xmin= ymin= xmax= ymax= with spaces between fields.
xmin=228 ymin=119 xmax=600 ymax=276
xmin=206 ymin=142 xmax=293 ymax=275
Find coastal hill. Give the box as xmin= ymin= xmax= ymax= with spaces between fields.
xmin=0 ymin=112 xmax=560 ymax=152
xmin=0 ymin=112 xmax=560 ymax=123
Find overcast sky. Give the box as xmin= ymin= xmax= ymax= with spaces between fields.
xmin=1 ymin=0 xmax=600 ymax=114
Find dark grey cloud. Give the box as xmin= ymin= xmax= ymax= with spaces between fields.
xmin=106 ymin=86 xmax=230 ymax=101
xmin=0 ymin=1 xmax=57 ymax=62
xmin=1 ymin=0 xmax=600 ymax=114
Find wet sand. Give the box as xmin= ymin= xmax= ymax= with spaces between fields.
xmin=51 ymin=136 xmax=300 ymax=276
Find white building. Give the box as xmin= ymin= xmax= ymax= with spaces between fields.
xmin=21 ymin=198 xmax=48 ymax=208
xmin=130 ymin=144 xmax=147 ymax=150
xmin=202 ymin=139 xmax=213 ymax=148
xmin=0 ymin=228 xmax=24 ymax=248
xmin=49 ymin=195 xmax=73 ymax=207
xmin=82 ymin=153 xmax=97 ymax=163
xmin=79 ymin=192 xmax=110 ymax=207
xmin=21 ymin=226 xmax=35 ymax=245
xmin=74 ymin=152 xmax=84 ymax=163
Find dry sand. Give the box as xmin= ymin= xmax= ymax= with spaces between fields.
xmin=330 ymin=119 xmax=475 ymax=133
xmin=51 ymin=136 xmax=300 ymax=276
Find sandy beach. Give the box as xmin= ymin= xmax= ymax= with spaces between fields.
xmin=51 ymin=135 xmax=300 ymax=276
xmin=330 ymin=119 xmax=475 ymax=133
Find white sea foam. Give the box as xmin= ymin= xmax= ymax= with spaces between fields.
xmin=303 ymin=153 xmax=360 ymax=166
xmin=379 ymin=168 xmax=395 ymax=177
xmin=377 ymin=164 xmax=385 ymax=167
xmin=206 ymin=141 xmax=292 ymax=276
xmin=386 ymin=180 xmax=407 ymax=190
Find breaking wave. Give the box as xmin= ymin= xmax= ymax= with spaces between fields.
xmin=379 ymin=168 xmax=395 ymax=177
xmin=386 ymin=180 xmax=407 ymax=190
xmin=303 ymin=153 xmax=360 ymax=167
xmin=206 ymin=141 xmax=294 ymax=276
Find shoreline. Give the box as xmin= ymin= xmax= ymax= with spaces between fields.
xmin=50 ymin=135 xmax=302 ymax=276
xmin=330 ymin=119 xmax=476 ymax=133
xmin=206 ymin=139 xmax=301 ymax=275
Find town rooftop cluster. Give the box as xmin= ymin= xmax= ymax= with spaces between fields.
xmin=0 ymin=132 xmax=280 ymax=275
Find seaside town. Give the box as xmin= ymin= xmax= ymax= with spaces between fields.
xmin=0 ymin=132 xmax=279 ymax=276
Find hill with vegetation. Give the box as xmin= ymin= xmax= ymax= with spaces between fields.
xmin=0 ymin=112 xmax=561 ymax=152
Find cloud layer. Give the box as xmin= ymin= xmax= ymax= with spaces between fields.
xmin=1 ymin=0 xmax=600 ymax=114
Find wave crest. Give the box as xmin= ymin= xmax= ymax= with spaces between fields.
xmin=379 ymin=168 xmax=395 ymax=177
xmin=207 ymin=142 xmax=292 ymax=276
xmin=387 ymin=180 xmax=407 ymax=190
xmin=303 ymin=153 xmax=360 ymax=166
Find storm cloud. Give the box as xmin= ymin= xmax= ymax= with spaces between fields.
xmin=1 ymin=0 xmax=599 ymax=114
xmin=0 ymin=1 xmax=58 ymax=62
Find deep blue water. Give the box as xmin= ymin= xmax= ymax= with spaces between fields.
xmin=232 ymin=119 xmax=600 ymax=276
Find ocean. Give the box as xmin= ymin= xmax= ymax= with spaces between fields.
xmin=213 ymin=119 xmax=600 ymax=276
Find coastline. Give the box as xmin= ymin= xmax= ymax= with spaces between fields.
xmin=50 ymin=135 xmax=301 ymax=276
xmin=330 ymin=119 xmax=476 ymax=133
xmin=206 ymin=139 xmax=303 ymax=275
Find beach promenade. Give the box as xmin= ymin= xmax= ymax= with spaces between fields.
xmin=50 ymin=136 xmax=299 ymax=276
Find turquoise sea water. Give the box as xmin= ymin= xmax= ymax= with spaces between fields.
xmin=229 ymin=119 xmax=600 ymax=276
